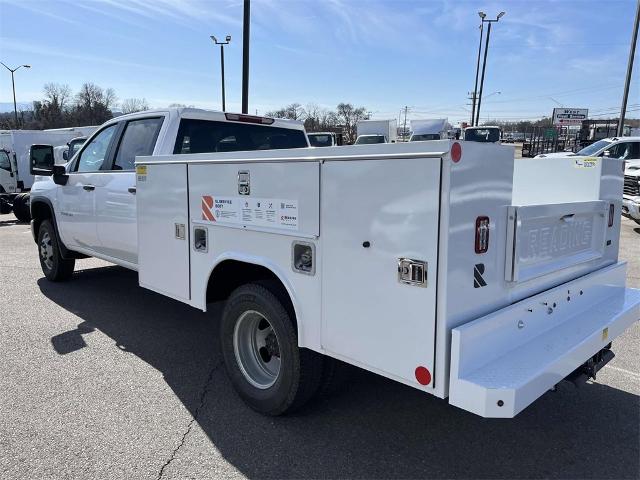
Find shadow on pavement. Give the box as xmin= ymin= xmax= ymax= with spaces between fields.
xmin=39 ymin=266 xmax=640 ymax=480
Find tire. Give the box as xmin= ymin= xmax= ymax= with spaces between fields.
xmin=220 ymin=283 xmax=323 ymax=415
xmin=13 ymin=193 xmax=31 ymax=222
xmin=37 ymin=219 xmax=75 ymax=281
xmin=316 ymin=356 xmax=353 ymax=399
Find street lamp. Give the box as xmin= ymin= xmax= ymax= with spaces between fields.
xmin=474 ymin=12 xmax=505 ymax=126
xmin=470 ymin=11 xmax=486 ymax=125
xmin=210 ymin=35 xmax=231 ymax=111
xmin=1 ymin=62 xmax=31 ymax=128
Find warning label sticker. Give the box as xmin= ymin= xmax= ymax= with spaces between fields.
xmin=574 ymin=157 xmax=598 ymax=169
xmin=200 ymin=196 xmax=298 ymax=230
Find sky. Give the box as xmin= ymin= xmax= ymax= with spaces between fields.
xmin=0 ymin=0 xmax=638 ymax=125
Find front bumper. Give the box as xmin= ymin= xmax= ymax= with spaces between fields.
xmin=622 ymin=196 xmax=640 ymax=221
xmin=449 ymin=262 xmax=640 ymax=418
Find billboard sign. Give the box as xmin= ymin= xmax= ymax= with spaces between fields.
xmin=552 ymin=108 xmax=588 ymax=126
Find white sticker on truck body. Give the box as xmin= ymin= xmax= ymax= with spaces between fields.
xmin=200 ymin=195 xmax=298 ymax=230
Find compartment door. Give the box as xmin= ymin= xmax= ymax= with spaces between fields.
xmin=137 ymin=163 xmax=190 ymax=301
xmin=321 ymin=158 xmax=441 ymax=388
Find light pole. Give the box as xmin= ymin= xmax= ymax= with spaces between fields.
xmin=618 ymin=0 xmax=639 ymax=137
xmin=242 ymin=0 xmax=250 ymax=114
xmin=475 ymin=11 xmax=505 ymax=126
xmin=1 ymin=62 xmax=31 ymax=128
xmin=471 ymin=12 xmax=485 ymax=126
xmin=211 ymin=35 xmax=231 ymax=112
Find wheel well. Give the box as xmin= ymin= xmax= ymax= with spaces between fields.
xmin=30 ymin=200 xmax=53 ymax=239
xmin=206 ymin=260 xmax=295 ymax=320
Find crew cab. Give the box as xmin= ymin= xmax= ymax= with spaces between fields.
xmin=29 ymin=108 xmax=308 ymax=268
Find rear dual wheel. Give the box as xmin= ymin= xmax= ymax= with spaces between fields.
xmin=12 ymin=193 xmax=31 ymax=222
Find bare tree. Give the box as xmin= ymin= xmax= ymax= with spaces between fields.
xmin=121 ymin=98 xmax=149 ymax=114
xmin=72 ymin=82 xmax=114 ymax=125
xmin=336 ymin=103 xmax=369 ymax=142
xmin=43 ymin=83 xmax=72 ymax=112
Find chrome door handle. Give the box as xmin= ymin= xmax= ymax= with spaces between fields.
xmin=82 ymin=185 xmax=95 ymax=191
xmin=128 ymin=187 xmax=137 ymax=194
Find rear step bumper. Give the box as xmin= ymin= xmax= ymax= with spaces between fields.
xmin=449 ymin=262 xmax=640 ymax=418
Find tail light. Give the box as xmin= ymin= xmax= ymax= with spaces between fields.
xmin=475 ymin=216 xmax=490 ymax=254
xmin=225 ymin=113 xmax=275 ymax=125
xmin=608 ymin=203 xmax=614 ymax=227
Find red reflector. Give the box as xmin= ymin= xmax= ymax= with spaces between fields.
xmin=608 ymin=203 xmax=614 ymax=227
xmin=475 ymin=216 xmax=490 ymax=253
xmin=415 ymin=366 xmax=432 ymax=386
xmin=225 ymin=113 xmax=275 ymax=125
xmin=451 ymin=142 xmax=462 ymax=163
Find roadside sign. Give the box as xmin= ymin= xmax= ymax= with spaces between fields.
xmin=544 ymin=128 xmax=557 ymax=139
xmin=552 ymin=108 xmax=588 ymax=126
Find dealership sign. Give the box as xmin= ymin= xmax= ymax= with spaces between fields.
xmin=552 ymin=108 xmax=588 ymax=126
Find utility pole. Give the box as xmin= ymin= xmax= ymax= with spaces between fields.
xmin=471 ymin=16 xmax=485 ymax=126
xmin=211 ymin=35 xmax=231 ymax=111
xmin=475 ymin=12 xmax=505 ymax=126
xmin=403 ymin=106 xmax=409 ymax=141
xmin=618 ymin=0 xmax=640 ymax=137
xmin=242 ymin=0 xmax=250 ymax=114
xmin=0 ymin=62 xmax=31 ymax=129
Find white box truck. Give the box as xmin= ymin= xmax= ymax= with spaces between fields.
xmin=409 ymin=118 xmax=451 ymax=141
xmin=355 ymin=119 xmax=397 ymax=144
xmin=29 ymin=109 xmax=639 ymax=418
xmin=0 ymin=127 xmax=96 ymax=221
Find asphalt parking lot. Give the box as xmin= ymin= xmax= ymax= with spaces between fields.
xmin=0 ymin=214 xmax=638 ymax=480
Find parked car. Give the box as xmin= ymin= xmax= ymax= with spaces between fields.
xmin=535 ymin=137 xmax=640 ymax=160
xmin=463 ymin=126 xmax=502 ymax=143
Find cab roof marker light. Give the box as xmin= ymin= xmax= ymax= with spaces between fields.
xmin=225 ymin=113 xmax=275 ymax=125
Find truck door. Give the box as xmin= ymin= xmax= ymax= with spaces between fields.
xmin=95 ymin=117 xmax=164 ymax=264
xmin=321 ymin=157 xmax=441 ymax=388
xmin=57 ymin=124 xmax=118 ymax=252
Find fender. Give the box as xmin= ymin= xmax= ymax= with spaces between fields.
xmin=204 ymin=252 xmax=306 ymax=342
xmin=30 ymin=196 xmax=86 ymax=260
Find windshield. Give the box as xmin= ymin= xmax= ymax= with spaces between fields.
xmin=308 ymin=134 xmax=333 ymax=147
xmin=0 ymin=150 xmax=10 ymax=170
xmin=355 ymin=135 xmax=386 ymax=145
xmin=411 ymin=134 xmax=440 ymax=141
xmin=465 ymin=128 xmax=501 ymax=142
xmin=576 ymin=139 xmax=612 ymax=156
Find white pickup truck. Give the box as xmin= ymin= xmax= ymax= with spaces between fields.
xmin=29 ymin=110 xmax=639 ymax=418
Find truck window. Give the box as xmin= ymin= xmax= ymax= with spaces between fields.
xmin=113 ymin=117 xmax=164 ymax=170
xmin=173 ymin=119 xmax=308 ymax=154
xmin=0 ymin=151 xmax=10 ymax=170
xmin=308 ymin=134 xmax=333 ymax=147
xmin=76 ymin=124 xmax=118 ymax=172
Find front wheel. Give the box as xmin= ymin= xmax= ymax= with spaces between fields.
xmin=38 ymin=219 xmax=75 ymax=281
xmin=220 ymin=283 xmax=323 ymax=415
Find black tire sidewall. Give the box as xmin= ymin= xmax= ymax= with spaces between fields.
xmin=221 ymin=284 xmax=301 ymax=415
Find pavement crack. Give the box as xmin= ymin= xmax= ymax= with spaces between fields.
xmin=156 ymin=360 xmax=223 ymax=480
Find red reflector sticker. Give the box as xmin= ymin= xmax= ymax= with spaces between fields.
xmin=451 ymin=142 xmax=462 ymax=163
xmin=415 ymin=366 xmax=432 ymax=386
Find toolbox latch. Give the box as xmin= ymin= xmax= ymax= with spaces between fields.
xmin=398 ymin=258 xmax=428 ymax=287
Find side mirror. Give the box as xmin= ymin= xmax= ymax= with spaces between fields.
xmin=30 ymin=144 xmax=55 ymax=176
xmin=63 ymin=149 xmax=68 ymax=161
xmin=602 ymin=150 xmax=611 ymax=157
